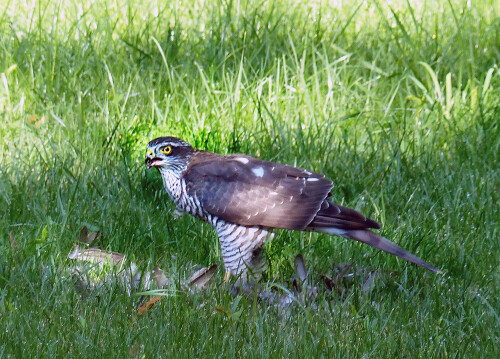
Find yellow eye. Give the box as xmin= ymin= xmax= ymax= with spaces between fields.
xmin=160 ymin=145 xmax=172 ymax=155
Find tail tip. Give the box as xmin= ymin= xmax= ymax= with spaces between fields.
xmin=424 ymin=263 xmax=442 ymax=274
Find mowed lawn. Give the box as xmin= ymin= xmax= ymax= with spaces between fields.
xmin=0 ymin=0 xmax=498 ymax=357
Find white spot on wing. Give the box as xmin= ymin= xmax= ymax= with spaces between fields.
xmin=235 ymin=157 xmax=249 ymax=164
xmin=252 ymin=167 xmax=265 ymax=177
xmin=307 ymin=178 xmax=319 ymax=182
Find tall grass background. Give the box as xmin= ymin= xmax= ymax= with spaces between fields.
xmin=0 ymin=0 xmax=498 ymax=357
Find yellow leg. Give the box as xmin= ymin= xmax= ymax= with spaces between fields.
xmin=224 ymin=271 xmax=231 ymax=283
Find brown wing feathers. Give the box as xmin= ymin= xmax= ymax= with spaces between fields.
xmin=184 ymin=152 xmax=333 ymax=230
xmin=185 ymin=152 xmax=382 ymax=231
xmin=308 ymin=199 xmax=381 ymax=230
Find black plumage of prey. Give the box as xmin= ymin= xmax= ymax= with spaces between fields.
xmin=145 ymin=136 xmax=441 ymax=279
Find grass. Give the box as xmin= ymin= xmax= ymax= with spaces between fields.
xmin=0 ymin=0 xmax=499 ymax=357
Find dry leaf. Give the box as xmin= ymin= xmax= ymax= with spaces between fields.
xmin=79 ymin=226 xmax=101 ymax=245
xmin=153 ymin=266 xmax=169 ymax=289
xmin=321 ymin=263 xmax=353 ymax=297
xmin=9 ymin=231 xmax=17 ymax=251
xmin=294 ymin=254 xmax=308 ymax=283
xmin=137 ymin=296 xmax=162 ymax=315
xmin=79 ymin=226 xmax=88 ymax=243
xmin=362 ymin=271 xmax=379 ymax=295
xmin=86 ymin=231 xmax=101 ymax=245
xmin=35 ymin=117 xmax=46 ymax=126
xmin=215 ymin=305 xmax=227 ymax=314
xmin=188 ymin=264 xmax=217 ymax=289
xmin=320 ymin=274 xmax=335 ymax=291
xmin=28 ymin=115 xmax=47 ymax=126
xmin=68 ymin=245 xmax=125 ymax=265
xmin=129 ymin=343 xmax=144 ymax=357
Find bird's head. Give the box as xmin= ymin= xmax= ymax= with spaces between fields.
xmin=145 ymin=136 xmax=194 ymax=173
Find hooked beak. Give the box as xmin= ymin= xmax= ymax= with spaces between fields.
xmin=145 ymin=149 xmax=161 ymax=169
xmin=145 ymin=157 xmax=159 ymax=169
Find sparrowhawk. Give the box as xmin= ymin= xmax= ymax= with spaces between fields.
xmin=145 ymin=136 xmax=440 ymax=279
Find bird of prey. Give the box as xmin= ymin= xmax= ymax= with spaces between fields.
xmin=145 ymin=136 xmax=440 ymax=280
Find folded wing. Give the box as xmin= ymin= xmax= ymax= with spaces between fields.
xmin=184 ymin=155 xmax=333 ymax=230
